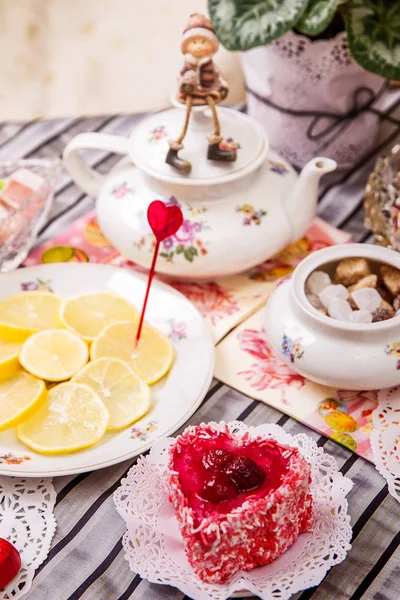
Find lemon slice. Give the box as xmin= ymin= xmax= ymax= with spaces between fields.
xmin=59 ymin=292 xmax=138 ymax=342
xmin=19 ymin=329 xmax=88 ymax=381
xmin=0 ymin=372 xmax=46 ymax=432
xmin=73 ymin=358 xmax=151 ymax=430
xmin=16 ymin=382 xmax=109 ymax=454
xmin=0 ymin=292 xmax=63 ymax=342
xmin=91 ymin=321 xmax=174 ymax=385
xmin=0 ymin=338 xmax=23 ymax=379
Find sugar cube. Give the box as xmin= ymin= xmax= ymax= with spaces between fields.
xmin=327 ymin=298 xmax=352 ymax=321
xmin=380 ymin=265 xmax=400 ymax=297
xmin=348 ymin=274 xmax=378 ymax=293
xmin=319 ymin=284 xmax=348 ymax=308
xmin=349 ymin=310 xmax=373 ymax=324
xmin=306 ymin=271 xmax=331 ymax=296
xmin=306 ymin=292 xmax=324 ymax=310
xmin=352 ymin=288 xmax=381 ymax=312
xmin=335 ymin=257 xmax=370 ymax=286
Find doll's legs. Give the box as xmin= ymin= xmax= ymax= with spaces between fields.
xmin=165 ymin=96 xmax=192 ymax=174
xmin=205 ymin=95 xmax=236 ymax=163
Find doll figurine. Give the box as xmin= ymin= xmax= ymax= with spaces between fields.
xmin=166 ymin=13 xmax=237 ymax=174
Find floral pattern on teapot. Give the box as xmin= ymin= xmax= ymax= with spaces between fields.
xmin=268 ymin=159 xmax=290 ymax=175
xmin=134 ymin=196 xmax=210 ymax=264
xmin=219 ymin=137 xmax=241 ymax=153
xmin=236 ymin=204 xmax=267 ymax=226
xmin=149 ymin=125 xmax=168 ymax=143
xmin=111 ymin=181 xmax=135 ymax=198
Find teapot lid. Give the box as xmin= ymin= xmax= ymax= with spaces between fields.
xmin=129 ymin=105 xmax=268 ymax=186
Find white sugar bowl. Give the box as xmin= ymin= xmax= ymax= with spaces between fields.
xmin=265 ymin=243 xmax=400 ymax=391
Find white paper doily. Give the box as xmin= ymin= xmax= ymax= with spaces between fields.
xmin=114 ymin=421 xmax=353 ymax=600
xmin=371 ymin=388 xmax=400 ymax=503
xmin=0 ymin=477 xmax=57 ymax=599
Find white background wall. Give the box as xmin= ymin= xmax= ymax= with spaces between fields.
xmin=0 ymin=0 xmax=245 ymax=121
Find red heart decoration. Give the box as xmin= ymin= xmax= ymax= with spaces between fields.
xmin=147 ymin=200 xmax=183 ymax=243
xmin=0 ymin=539 xmax=21 ymax=589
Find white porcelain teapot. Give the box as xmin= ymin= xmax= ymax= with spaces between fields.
xmin=63 ymin=105 xmax=336 ymax=279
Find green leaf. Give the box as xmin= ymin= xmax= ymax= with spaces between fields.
xmin=175 ymin=245 xmax=184 ymax=254
xmin=208 ymin=0 xmax=308 ymax=51
xmin=343 ymin=0 xmax=400 ymax=80
xmin=183 ymin=248 xmax=195 ymax=262
xmin=296 ymin=0 xmax=347 ymax=36
xmin=159 ymin=251 xmax=174 ymax=262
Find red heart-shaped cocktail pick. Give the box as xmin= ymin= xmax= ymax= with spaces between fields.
xmin=147 ymin=200 xmax=183 ymax=243
xmin=135 ymin=200 xmax=183 ymax=345
xmin=0 ymin=538 xmax=21 ymax=589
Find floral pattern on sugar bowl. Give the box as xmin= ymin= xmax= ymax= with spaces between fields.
xmin=385 ymin=342 xmax=400 ymax=370
xmin=134 ymin=196 xmax=210 ymax=264
xmin=281 ymin=333 xmax=304 ymax=363
xmin=236 ymin=204 xmax=267 ymax=226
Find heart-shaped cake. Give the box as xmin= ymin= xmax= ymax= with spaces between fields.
xmin=168 ymin=423 xmax=312 ymax=584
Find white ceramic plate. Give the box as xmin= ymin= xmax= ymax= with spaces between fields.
xmin=0 ymin=263 xmax=214 ymax=477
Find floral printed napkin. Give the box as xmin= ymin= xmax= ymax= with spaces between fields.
xmin=25 ymin=212 xmax=349 ymax=343
xmin=215 ymin=308 xmax=377 ymax=462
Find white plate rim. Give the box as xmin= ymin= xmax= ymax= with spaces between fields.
xmin=0 ymin=263 xmax=215 ymax=477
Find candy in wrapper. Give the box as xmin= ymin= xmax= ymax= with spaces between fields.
xmin=0 ymin=168 xmax=44 ymax=210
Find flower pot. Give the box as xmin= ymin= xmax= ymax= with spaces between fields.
xmin=241 ymin=30 xmax=385 ymax=170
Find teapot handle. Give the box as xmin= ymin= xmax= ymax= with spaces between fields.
xmin=63 ymin=133 xmax=130 ymax=198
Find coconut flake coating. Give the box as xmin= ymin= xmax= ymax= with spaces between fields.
xmin=168 ymin=423 xmax=313 ymax=584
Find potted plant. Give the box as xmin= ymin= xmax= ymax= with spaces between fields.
xmin=208 ymin=1 xmax=400 ymax=169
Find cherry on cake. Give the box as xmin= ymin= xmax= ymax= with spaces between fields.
xmin=168 ymin=423 xmax=312 ymax=584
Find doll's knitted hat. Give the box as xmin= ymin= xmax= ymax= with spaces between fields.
xmin=181 ymin=13 xmax=219 ymax=54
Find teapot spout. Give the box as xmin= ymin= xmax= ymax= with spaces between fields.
xmin=283 ymin=157 xmax=337 ymax=242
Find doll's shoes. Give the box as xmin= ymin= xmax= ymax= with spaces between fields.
xmin=165 ymin=149 xmax=192 ymax=174
xmin=207 ymin=143 xmax=237 ymax=162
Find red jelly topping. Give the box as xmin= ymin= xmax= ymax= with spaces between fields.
xmin=172 ymin=429 xmax=290 ymax=524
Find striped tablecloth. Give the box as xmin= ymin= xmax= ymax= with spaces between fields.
xmin=2 ymin=99 xmax=400 ymax=600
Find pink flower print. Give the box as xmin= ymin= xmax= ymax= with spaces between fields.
xmin=174 ymin=220 xmax=196 ymax=244
xmin=112 ymin=182 xmax=134 ymax=199
xmin=237 ymin=328 xmax=305 ymax=394
xmin=149 ymin=125 xmax=167 ymax=143
xmin=169 ymin=281 xmax=239 ymax=326
xmin=169 ymin=321 xmax=187 ymax=343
